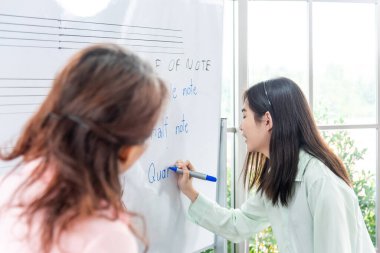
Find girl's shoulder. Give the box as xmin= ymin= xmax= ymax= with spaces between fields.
xmin=0 ymin=160 xmax=139 ymax=253
xmin=56 ymin=208 xmax=138 ymax=252
xmin=0 ymin=160 xmax=39 ymax=205
xmin=300 ymin=152 xmax=354 ymax=197
xmin=298 ymin=150 xmax=338 ymax=182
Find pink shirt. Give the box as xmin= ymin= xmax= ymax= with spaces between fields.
xmin=0 ymin=160 xmax=138 ymax=253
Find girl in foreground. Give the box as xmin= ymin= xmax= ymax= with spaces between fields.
xmin=0 ymin=44 xmax=168 ymax=253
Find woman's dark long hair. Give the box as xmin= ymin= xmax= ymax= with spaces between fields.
xmin=243 ymin=77 xmax=351 ymax=206
xmin=0 ymin=44 xmax=168 ymax=252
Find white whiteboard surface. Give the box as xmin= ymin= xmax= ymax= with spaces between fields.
xmin=0 ymin=1 xmax=223 ymax=252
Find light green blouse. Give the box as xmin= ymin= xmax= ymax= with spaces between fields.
xmin=189 ymin=150 xmax=375 ymax=253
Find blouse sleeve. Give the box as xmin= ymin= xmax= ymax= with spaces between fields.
xmin=188 ymin=190 xmax=270 ymax=243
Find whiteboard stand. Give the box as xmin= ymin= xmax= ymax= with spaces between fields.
xmin=215 ymin=118 xmax=228 ymax=253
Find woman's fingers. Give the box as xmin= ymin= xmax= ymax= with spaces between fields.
xmin=186 ymin=160 xmax=195 ymax=171
xmin=173 ymin=160 xmax=197 ymax=200
xmin=174 ymin=160 xmax=195 ymax=182
xmin=177 ymin=160 xmax=190 ymax=171
xmin=181 ymin=164 xmax=190 ymax=180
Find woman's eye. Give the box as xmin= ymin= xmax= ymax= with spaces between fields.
xmin=243 ymin=115 xmax=246 ymax=119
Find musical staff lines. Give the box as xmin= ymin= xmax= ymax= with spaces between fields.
xmin=0 ymin=12 xmax=186 ymax=151
xmin=0 ymin=78 xmax=50 ymax=114
xmin=0 ymin=13 xmax=185 ymax=55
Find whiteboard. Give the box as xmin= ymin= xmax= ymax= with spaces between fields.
xmin=0 ymin=0 xmax=224 ymax=252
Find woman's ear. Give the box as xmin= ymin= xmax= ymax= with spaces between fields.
xmin=118 ymin=146 xmax=130 ymax=162
xmin=264 ymin=111 xmax=273 ymax=131
xmin=118 ymin=145 xmax=147 ymax=172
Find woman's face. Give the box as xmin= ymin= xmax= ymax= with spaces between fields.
xmin=240 ymin=100 xmax=271 ymax=156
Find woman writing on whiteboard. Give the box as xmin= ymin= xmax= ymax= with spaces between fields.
xmin=0 ymin=44 xmax=168 ymax=253
xmin=175 ymin=77 xmax=375 ymax=252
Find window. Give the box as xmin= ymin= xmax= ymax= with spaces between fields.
xmin=248 ymin=1 xmax=308 ymax=94
xmin=247 ymin=0 xmax=378 ymax=251
xmin=313 ymin=3 xmax=376 ymax=125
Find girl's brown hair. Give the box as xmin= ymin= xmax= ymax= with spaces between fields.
xmin=0 ymin=44 xmax=168 ymax=252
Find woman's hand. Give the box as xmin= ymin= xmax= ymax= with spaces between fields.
xmin=176 ymin=160 xmax=199 ymax=203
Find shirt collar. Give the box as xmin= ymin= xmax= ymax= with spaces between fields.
xmin=295 ymin=149 xmax=314 ymax=182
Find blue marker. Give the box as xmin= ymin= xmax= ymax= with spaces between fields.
xmin=168 ymin=166 xmax=217 ymax=182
